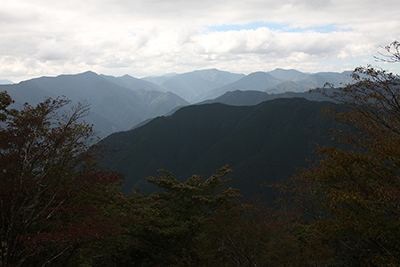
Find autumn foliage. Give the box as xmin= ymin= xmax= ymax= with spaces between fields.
xmin=0 ymin=94 xmax=124 ymax=267
xmin=280 ymin=42 xmax=400 ymax=266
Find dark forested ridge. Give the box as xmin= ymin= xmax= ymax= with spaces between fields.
xmin=99 ymin=97 xmax=344 ymax=199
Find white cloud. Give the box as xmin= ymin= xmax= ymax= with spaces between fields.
xmin=1 ymin=0 xmax=400 ymax=81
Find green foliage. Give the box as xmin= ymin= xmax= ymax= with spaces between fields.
xmin=101 ymin=166 xmax=333 ymax=267
xmin=0 ymin=91 xmax=15 ymax=121
xmin=107 ymin=168 xmax=330 ymax=267
xmin=118 ymin=167 xmax=241 ymax=266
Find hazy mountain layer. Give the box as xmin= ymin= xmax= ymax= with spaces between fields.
xmin=100 ymin=74 xmax=166 ymax=92
xmin=191 ymin=68 xmax=246 ymax=86
xmin=193 ymin=72 xmax=282 ymax=102
xmin=199 ymin=89 xmax=332 ymax=106
xmin=99 ymin=98 xmax=344 ymax=200
xmin=264 ymin=81 xmax=309 ymax=94
xmin=156 ymin=69 xmax=246 ymax=102
xmin=267 ymin=68 xmax=310 ymax=81
xmin=0 ymin=68 xmax=353 ymax=138
xmin=0 ymin=71 xmax=189 ymax=138
xmin=193 ymin=70 xmax=352 ymax=102
xmin=141 ymin=73 xmax=178 ymax=85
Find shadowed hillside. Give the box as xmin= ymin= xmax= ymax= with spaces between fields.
xmin=99 ymin=97 xmax=345 ymax=200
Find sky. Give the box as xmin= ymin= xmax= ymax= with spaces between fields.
xmin=1 ymin=0 xmax=400 ymax=83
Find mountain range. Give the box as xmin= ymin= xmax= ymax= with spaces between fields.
xmin=0 ymin=68 xmax=353 ymax=138
xmin=140 ymin=68 xmax=352 ymax=103
xmin=0 ymin=68 xmax=355 ymax=200
xmin=192 ymin=69 xmax=352 ymax=102
xmin=0 ymin=71 xmax=189 ymax=138
xmin=143 ymin=68 xmax=246 ymax=102
xmin=198 ymin=88 xmax=333 ymax=106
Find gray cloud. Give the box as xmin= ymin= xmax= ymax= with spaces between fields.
xmin=1 ymin=0 xmax=400 ymax=81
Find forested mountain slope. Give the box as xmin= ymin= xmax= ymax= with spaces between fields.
xmin=99 ymin=97 xmax=344 ymax=199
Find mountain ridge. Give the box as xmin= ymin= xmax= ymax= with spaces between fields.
xmin=1 ymin=68 xmax=354 ymax=137
xmin=99 ymin=97 xmax=345 ymax=200
xmin=140 ymin=68 xmax=353 ymax=103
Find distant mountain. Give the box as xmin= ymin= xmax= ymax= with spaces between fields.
xmin=0 ymin=68 xmax=353 ymax=138
xmin=0 ymin=71 xmax=189 ymax=138
xmin=142 ymin=69 xmax=245 ymax=102
xmin=262 ymin=71 xmax=353 ymax=94
xmin=199 ymin=90 xmax=272 ymax=106
xmin=298 ymin=71 xmax=353 ymax=88
xmin=192 ymin=68 xmax=246 ymax=85
xmin=193 ymin=69 xmax=353 ymax=103
xmin=267 ymin=68 xmax=310 ymax=81
xmin=139 ymin=68 xmax=353 ymax=104
xmin=165 ymin=87 xmax=334 ymax=116
xmin=100 ymin=74 xmax=166 ymax=92
xmin=99 ymin=98 xmax=344 ymax=200
xmin=0 ymin=79 xmax=13 ymax=85
xmin=194 ymin=71 xmax=282 ymax=102
xmin=263 ymin=80 xmax=309 ymax=94
xmin=141 ymin=73 xmax=178 ymax=85
xmin=159 ymin=73 xmax=219 ymax=102
xmin=265 ymin=69 xmax=353 ymax=86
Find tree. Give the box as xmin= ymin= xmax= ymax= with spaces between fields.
xmin=206 ymin=198 xmax=331 ymax=267
xmin=287 ymin=41 xmax=400 ymax=266
xmin=0 ymin=92 xmax=124 ymax=267
xmin=121 ymin=166 xmax=241 ymax=266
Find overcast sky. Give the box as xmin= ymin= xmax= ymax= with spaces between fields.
xmin=1 ymin=0 xmax=400 ymax=82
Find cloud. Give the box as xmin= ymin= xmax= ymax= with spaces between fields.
xmin=1 ymin=0 xmax=400 ymax=81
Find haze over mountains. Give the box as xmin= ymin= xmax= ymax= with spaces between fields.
xmin=141 ymin=68 xmax=352 ymax=103
xmin=143 ymin=69 xmax=246 ymax=102
xmin=0 ymin=71 xmax=189 ymax=138
xmin=0 ymin=68 xmax=352 ymax=139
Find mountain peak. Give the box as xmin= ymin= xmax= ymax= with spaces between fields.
xmin=80 ymin=70 xmax=98 ymax=76
xmin=248 ymin=71 xmax=269 ymax=75
xmin=56 ymin=70 xmax=100 ymax=80
xmin=267 ymin=68 xmax=310 ymax=82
